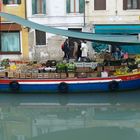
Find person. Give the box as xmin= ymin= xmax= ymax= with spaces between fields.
xmin=80 ymin=40 xmax=89 ymax=61
xmin=73 ymin=41 xmax=78 ymax=59
xmin=63 ymin=39 xmax=70 ymax=59
xmin=77 ymin=41 xmax=82 ymax=61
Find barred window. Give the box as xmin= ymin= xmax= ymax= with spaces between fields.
xmin=35 ymin=30 xmax=46 ymax=45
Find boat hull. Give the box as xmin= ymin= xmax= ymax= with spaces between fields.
xmin=0 ymin=73 xmax=140 ymax=93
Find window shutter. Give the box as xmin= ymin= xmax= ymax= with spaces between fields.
xmin=79 ymin=0 xmax=84 ymax=13
xmin=3 ymin=0 xmax=8 ymax=4
xmin=43 ymin=0 xmax=46 ymax=14
xmin=123 ymin=0 xmax=127 ymax=10
xmin=17 ymin=0 xmax=21 ymax=4
xmin=94 ymin=0 xmax=106 ymax=10
xmin=138 ymin=0 xmax=140 ymax=9
xmin=32 ymin=0 xmax=37 ymax=14
xmin=66 ymin=0 xmax=70 ymax=13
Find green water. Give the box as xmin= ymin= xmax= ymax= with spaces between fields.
xmin=0 ymin=91 xmax=140 ymax=140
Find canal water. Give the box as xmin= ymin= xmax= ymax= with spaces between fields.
xmin=0 ymin=90 xmax=140 ymax=140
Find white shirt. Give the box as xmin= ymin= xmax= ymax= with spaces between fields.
xmin=81 ymin=42 xmax=88 ymax=57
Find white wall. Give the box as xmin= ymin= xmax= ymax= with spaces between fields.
xmin=26 ymin=0 xmax=85 ymax=60
xmin=27 ymin=0 xmax=84 ymax=27
xmin=88 ymin=0 xmax=140 ymax=24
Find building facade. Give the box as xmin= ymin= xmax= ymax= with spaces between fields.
xmin=85 ymin=0 xmax=140 ymax=53
xmin=26 ymin=0 xmax=88 ymax=60
xmin=0 ymin=0 xmax=29 ymax=60
xmin=86 ymin=0 xmax=140 ymax=24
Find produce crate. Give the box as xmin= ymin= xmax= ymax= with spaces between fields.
xmin=49 ymin=73 xmax=56 ymax=79
xmin=26 ymin=73 xmax=32 ymax=79
xmin=14 ymin=73 xmax=20 ymax=78
xmin=88 ymin=72 xmax=98 ymax=78
xmin=68 ymin=73 xmax=75 ymax=78
xmin=55 ymin=73 xmax=61 ymax=79
xmin=32 ymin=73 xmax=38 ymax=79
xmin=38 ymin=73 xmax=44 ymax=79
xmin=0 ymin=72 xmax=6 ymax=78
xmin=19 ymin=73 xmax=26 ymax=79
xmin=97 ymin=66 xmax=103 ymax=72
xmin=8 ymin=72 xmax=14 ymax=78
xmin=77 ymin=72 xmax=87 ymax=78
xmin=76 ymin=67 xmax=90 ymax=73
xmin=43 ymin=73 xmax=49 ymax=79
xmin=74 ymin=62 xmax=84 ymax=67
xmin=60 ymin=73 xmax=67 ymax=79
xmin=84 ymin=62 xmax=93 ymax=68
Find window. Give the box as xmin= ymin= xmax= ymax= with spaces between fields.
xmin=66 ymin=0 xmax=84 ymax=13
xmin=94 ymin=0 xmax=106 ymax=10
xmin=3 ymin=0 xmax=21 ymax=4
xmin=35 ymin=30 xmax=46 ymax=45
xmin=123 ymin=0 xmax=140 ymax=10
xmin=32 ymin=0 xmax=46 ymax=14
xmin=1 ymin=32 xmax=20 ymax=53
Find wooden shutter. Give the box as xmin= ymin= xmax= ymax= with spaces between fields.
xmin=123 ymin=0 xmax=127 ymax=10
xmin=137 ymin=0 xmax=140 ymax=9
xmin=79 ymin=0 xmax=84 ymax=13
xmin=94 ymin=0 xmax=106 ymax=10
xmin=66 ymin=0 xmax=70 ymax=13
xmin=43 ymin=0 xmax=46 ymax=14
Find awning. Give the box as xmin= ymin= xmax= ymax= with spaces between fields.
xmin=94 ymin=24 xmax=140 ymax=34
xmin=0 ymin=12 xmax=140 ymax=45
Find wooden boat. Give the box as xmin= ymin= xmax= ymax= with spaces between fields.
xmin=0 ymin=72 xmax=140 ymax=93
xmin=1 ymin=12 xmax=140 ymax=93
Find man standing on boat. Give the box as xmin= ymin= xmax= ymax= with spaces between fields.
xmin=80 ymin=40 xmax=89 ymax=61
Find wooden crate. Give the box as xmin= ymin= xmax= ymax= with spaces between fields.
xmin=60 ymin=73 xmax=67 ymax=79
xmin=26 ymin=73 xmax=32 ymax=79
xmin=43 ymin=73 xmax=49 ymax=79
xmin=55 ymin=73 xmax=61 ymax=79
xmin=20 ymin=73 xmax=26 ymax=79
xmin=14 ymin=73 xmax=20 ymax=78
xmin=49 ymin=73 xmax=56 ymax=79
xmin=38 ymin=73 xmax=44 ymax=79
xmin=97 ymin=66 xmax=103 ymax=72
xmin=68 ymin=73 xmax=75 ymax=78
xmin=8 ymin=72 xmax=14 ymax=78
xmin=77 ymin=72 xmax=87 ymax=78
xmin=88 ymin=72 xmax=98 ymax=78
xmin=31 ymin=73 xmax=38 ymax=79
xmin=0 ymin=72 xmax=6 ymax=78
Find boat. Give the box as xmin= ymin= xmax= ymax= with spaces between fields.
xmin=1 ymin=12 xmax=140 ymax=93
xmin=0 ymin=72 xmax=140 ymax=93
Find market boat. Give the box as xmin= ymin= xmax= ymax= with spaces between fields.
xmin=1 ymin=12 xmax=140 ymax=93
xmin=0 ymin=72 xmax=140 ymax=93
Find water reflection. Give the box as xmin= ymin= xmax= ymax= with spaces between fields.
xmin=0 ymin=91 xmax=140 ymax=140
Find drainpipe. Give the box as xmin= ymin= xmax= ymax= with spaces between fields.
xmin=83 ymin=0 xmax=86 ymax=27
xmin=24 ymin=0 xmax=27 ymax=19
xmin=84 ymin=0 xmax=89 ymax=27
